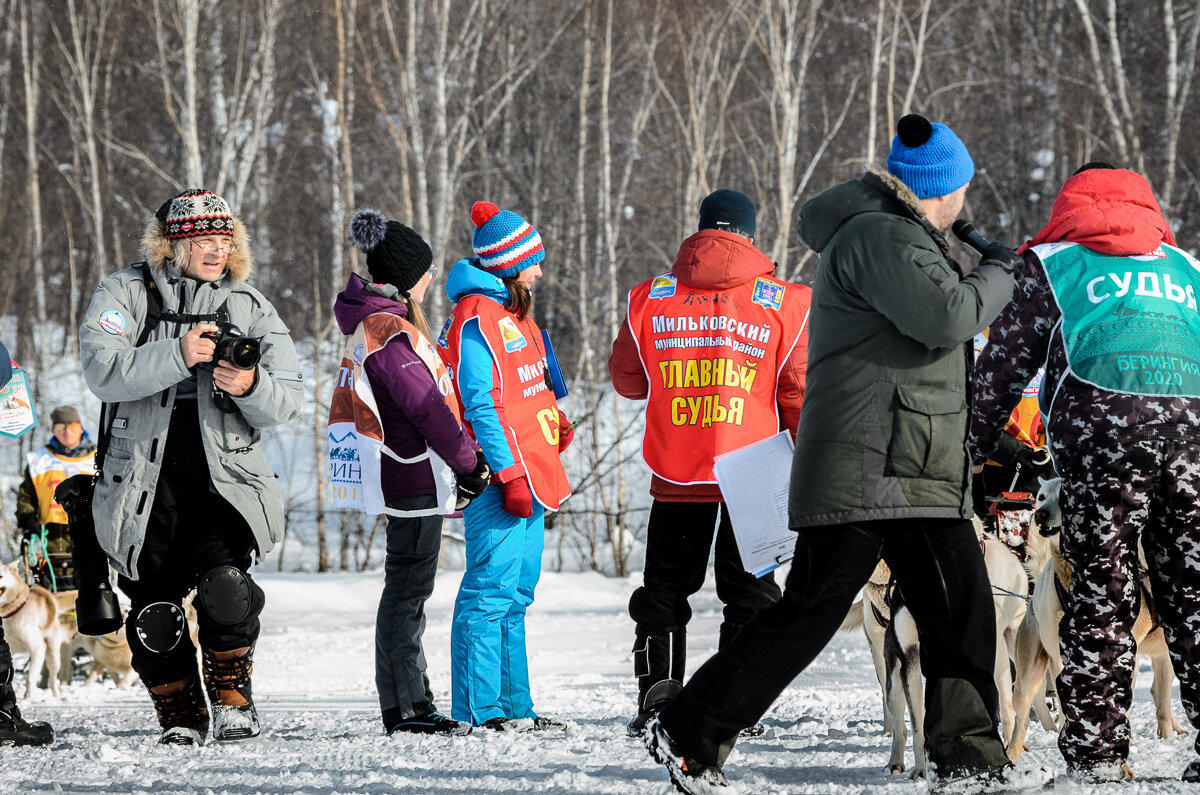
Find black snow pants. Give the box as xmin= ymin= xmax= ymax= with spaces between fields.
xmin=657 ymin=516 xmax=1009 ymax=778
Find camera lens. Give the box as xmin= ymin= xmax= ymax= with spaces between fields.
xmin=218 ymin=337 xmax=261 ymax=370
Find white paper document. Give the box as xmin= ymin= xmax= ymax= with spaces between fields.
xmin=713 ymin=431 xmax=797 ymax=577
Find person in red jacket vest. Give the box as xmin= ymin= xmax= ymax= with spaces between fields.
xmin=609 ymin=189 xmax=811 ymax=734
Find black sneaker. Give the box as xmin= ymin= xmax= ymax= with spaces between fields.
xmin=481 ymin=717 xmax=534 ymax=733
xmin=389 ymin=711 xmax=472 ymax=737
xmin=531 ymin=715 xmax=568 ymax=732
xmin=643 ymin=715 xmax=735 ymax=794
xmin=738 ymin=722 xmax=766 ymax=738
xmin=0 ymin=709 xmax=53 ymax=747
xmin=1183 ymin=757 xmax=1200 ymax=782
xmin=627 ymin=709 xmax=654 ymax=737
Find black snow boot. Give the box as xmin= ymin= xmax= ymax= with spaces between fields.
xmin=628 ymin=626 xmax=686 ymax=736
xmin=202 ymin=645 xmax=260 ymax=741
xmin=0 ymin=670 xmax=53 ymax=747
xmin=148 ymin=675 xmax=210 ymax=746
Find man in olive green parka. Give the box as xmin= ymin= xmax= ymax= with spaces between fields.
xmin=643 ymin=116 xmax=1048 ymax=794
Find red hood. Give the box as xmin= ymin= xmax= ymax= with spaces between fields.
xmin=671 ymin=229 xmax=775 ymax=289
xmin=1022 ymin=168 xmax=1175 ymax=256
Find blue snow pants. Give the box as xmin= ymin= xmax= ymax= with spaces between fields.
xmin=450 ymin=483 xmax=545 ymax=724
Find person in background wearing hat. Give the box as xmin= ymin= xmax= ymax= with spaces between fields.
xmin=79 ymin=188 xmax=302 ymax=746
xmin=641 ymin=116 xmax=1043 ymax=794
xmin=0 ymin=341 xmax=54 ymax=746
xmin=437 ymin=201 xmax=572 ymax=732
xmin=608 ymin=189 xmax=811 ymax=736
xmin=16 ymin=405 xmax=96 ymax=592
xmin=338 ymin=209 xmax=491 ymax=737
xmin=972 ymin=163 xmax=1200 ymax=784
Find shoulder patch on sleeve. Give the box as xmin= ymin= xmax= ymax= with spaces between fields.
xmin=497 ymin=317 xmax=527 ymax=352
xmin=751 ymin=277 xmax=785 ymax=310
xmin=98 ymin=310 xmax=128 ymax=336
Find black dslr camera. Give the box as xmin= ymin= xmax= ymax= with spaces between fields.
xmin=201 ymin=321 xmax=261 ymax=370
xmin=54 ymin=474 xmax=123 ymax=636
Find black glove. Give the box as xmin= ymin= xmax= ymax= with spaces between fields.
xmin=979 ymin=241 xmax=1024 ymax=274
xmin=1016 ymin=444 xmax=1053 ymax=471
xmin=455 ymin=451 xmax=491 ymax=510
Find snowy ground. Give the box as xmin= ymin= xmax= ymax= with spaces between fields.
xmin=3 ymin=568 xmax=1197 ymax=794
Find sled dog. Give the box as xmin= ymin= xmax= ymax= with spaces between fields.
xmin=0 ymin=561 xmax=77 ymax=698
xmin=841 ymin=530 xmax=1029 ymax=778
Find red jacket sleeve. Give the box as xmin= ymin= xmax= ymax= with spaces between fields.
xmin=608 ymin=314 xmax=649 ymax=399
xmin=776 ymin=290 xmax=811 ymax=436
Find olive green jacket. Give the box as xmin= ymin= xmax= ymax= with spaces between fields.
xmin=789 ymin=170 xmax=1015 ymax=526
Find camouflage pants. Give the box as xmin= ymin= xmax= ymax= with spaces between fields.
xmin=1057 ymin=437 xmax=1200 ymax=770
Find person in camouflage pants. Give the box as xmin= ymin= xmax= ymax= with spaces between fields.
xmin=972 ymin=163 xmax=1200 ymax=783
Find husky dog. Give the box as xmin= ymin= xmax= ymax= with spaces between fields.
xmin=74 ymin=624 xmax=139 ymax=688
xmin=842 ymin=531 xmax=1029 ymax=778
xmin=0 ymin=561 xmax=77 ymax=698
xmin=1005 ymin=477 xmax=1186 ymax=764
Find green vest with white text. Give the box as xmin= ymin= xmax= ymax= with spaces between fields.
xmin=1035 ymin=240 xmax=1200 ymax=401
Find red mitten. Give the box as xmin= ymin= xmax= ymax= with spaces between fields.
xmin=501 ymin=476 xmax=534 ymax=518
xmin=557 ymin=409 xmax=575 ymax=453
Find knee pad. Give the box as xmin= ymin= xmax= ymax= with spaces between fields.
xmin=628 ymin=588 xmax=692 ymax=627
xmin=134 ymin=602 xmax=188 ymax=654
xmin=197 ymin=566 xmax=261 ymax=626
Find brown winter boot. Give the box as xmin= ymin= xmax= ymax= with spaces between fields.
xmin=147 ymin=675 xmax=209 ymax=746
xmin=202 ymin=645 xmax=260 ymax=741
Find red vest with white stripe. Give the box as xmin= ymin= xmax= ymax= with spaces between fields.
xmin=441 ymin=295 xmax=570 ymax=510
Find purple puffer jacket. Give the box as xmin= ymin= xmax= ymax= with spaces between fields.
xmin=334 ymin=275 xmax=478 ymax=502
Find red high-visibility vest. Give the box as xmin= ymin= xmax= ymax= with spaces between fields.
xmin=626 ymin=272 xmax=808 ymax=484
xmin=441 ymin=295 xmax=570 ymax=510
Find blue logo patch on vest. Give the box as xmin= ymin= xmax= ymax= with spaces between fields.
xmin=98 ymin=310 xmax=127 ymax=336
xmin=751 ymin=277 xmax=784 ymax=310
xmin=437 ymin=317 xmax=453 ymax=348
xmin=648 ymin=274 xmax=677 ymax=299
xmin=352 ymin=344 xmax=365 ymax=366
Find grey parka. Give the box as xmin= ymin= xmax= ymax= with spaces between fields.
xmin=789 ymin=169 xmax=1016 ymax=526
xmin=80 ymin=217 xmax=302 ymax=579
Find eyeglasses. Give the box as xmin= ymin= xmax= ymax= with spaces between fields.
xmin=189 ymin=238 xmax=239 ymax=254
xmin=428 ymin=264 xmax=437 ymax=279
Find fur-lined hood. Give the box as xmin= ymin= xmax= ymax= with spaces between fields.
xmin=140 ymin=214 xmax=253 ymax=283
xmin=797 ymin=166 xmax=936 ymax=255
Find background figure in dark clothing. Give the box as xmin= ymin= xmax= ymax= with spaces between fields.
xmin=80 ymin=189 xmax=302 ymax=746
xmin=339 ymin=209 xmax=489 ymax=737
xmin=609 ymin=188 xmax=811 ymax=734
xmin=16 ymin=404 xmax=96 ymax=591
xmin=0 ymin=341 xmax=54 ymax=746
xmin=971 ymin=163 xmax=1200 ymax=784
xmin=642 ymin=115 xmax=1040 ymax=794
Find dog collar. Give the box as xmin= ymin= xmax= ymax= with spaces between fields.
xmin=1 ymin=597 xmax=27 ymax=619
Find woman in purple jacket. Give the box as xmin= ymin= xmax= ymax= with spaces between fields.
xmin=338 ymin=210 xmax=490 ymax=736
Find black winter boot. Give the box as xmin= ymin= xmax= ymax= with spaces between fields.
xmin=0 ymin=673 xmax=53 ymax=747
xmin=628 ymin=626 xmax=686 ymax=736
xmin=147 ymin=675 xmax=209 ymax=745
xmin=202 ymin=645 xmax=260 ymax=741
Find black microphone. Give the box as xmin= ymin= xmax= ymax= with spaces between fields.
xmin=952 ymin=220 xmax=991 ymax=254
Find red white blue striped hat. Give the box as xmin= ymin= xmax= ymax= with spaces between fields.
xmin=470 ymin=201 xmax=545 ymax=278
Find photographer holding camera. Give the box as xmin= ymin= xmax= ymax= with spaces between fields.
xmin=79 ymin=188 xmax=302 ymax=746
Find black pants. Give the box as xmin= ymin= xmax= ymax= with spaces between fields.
xmin=658 ymin=516 xmax=1008 ymax=777
xmin=628 ymin=500 xmax=780 ymax=644
xmin=117 ymin=401 xmax=263 ymax=687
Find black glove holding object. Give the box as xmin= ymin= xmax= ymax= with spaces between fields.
xmin=980 ymin=241 xmax=1024 ymax=275
xmin=455 ymin=451 xmax=491 ymax=510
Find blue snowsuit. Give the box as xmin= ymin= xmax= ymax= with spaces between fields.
xmin=442 ymin=259 xmax=546 ymax=725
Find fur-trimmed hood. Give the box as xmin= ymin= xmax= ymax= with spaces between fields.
xmin=797 ymin=166 xmax=937 ymax=256
xmin=140 ymin=214 xmax=253 ymax=283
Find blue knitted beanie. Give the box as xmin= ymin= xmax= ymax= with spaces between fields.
xmin=886 ymin=115 xmax=974 ymax=199
xmin=470 ymin=201 xmax=545 ymax=278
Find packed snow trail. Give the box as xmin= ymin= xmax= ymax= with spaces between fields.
xmin=3 ymin=570 xmax=1193 ymax=793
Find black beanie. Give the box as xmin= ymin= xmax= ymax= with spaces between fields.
xmin=348 ymin=209 xmax=433 ymax=294
xmin=698 ymin=189 xmax=756 ymax=238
